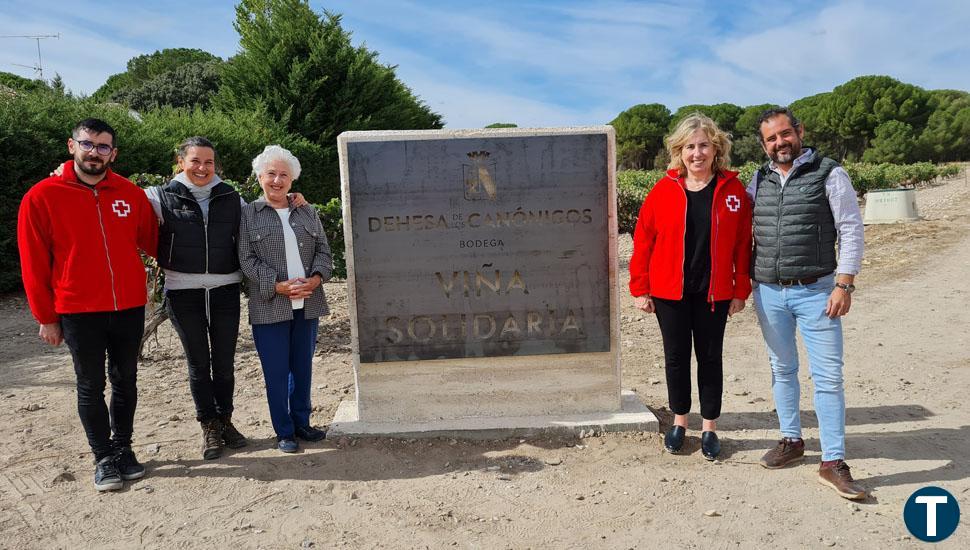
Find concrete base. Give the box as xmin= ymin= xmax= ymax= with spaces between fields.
xmin=328 ymin=390 xmax=658 ymax=440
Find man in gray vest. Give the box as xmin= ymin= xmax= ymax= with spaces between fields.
xmin=748 ymin=107 xmax=866 ymax=500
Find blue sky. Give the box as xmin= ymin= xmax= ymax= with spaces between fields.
xmin=2 ymin=0 xmax=969 ymax=128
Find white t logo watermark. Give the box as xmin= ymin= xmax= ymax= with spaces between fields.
xmin=915 ymin=495 xmax=949 ymax=537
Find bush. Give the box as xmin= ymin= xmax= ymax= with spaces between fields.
xmin=616 ymin=170 xmax=661 ymax=234
xmin=939 ymin=164 xmax=962 ymax=178
xmin=0 ymin=91 xmax=330 ymax=293
xmin=314 ymin=198 xmax=346 ymax=279
xmin=736 ymin=162 xmax=760 ymax=187
xmin=0 ymin=91 xmax=139 ymax=292
xmin=843 ymin=161 xmax=949 ymax=195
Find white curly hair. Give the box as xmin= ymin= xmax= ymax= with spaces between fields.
xmin=252 ymin=144 xmax=301 ymax=181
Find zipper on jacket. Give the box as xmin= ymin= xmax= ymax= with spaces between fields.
xmin=92 ymin=188 xmax=119 ymax=311
xmin=775 ymin=180 xmax=784 ymax=283
xmin=203 ymin=217 xmax=209 ymax=273
xmin=709 ymin=192 xmax=720 ymax=311
xmin=168 ymin=233 xmax=176 ymax=264
xmin=773 ymin=160 xmax=808 ymax=282
xmin=677 ymin=178 xmax=688 ymax=300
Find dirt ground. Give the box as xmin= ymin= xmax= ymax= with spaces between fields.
xmin=1 ymin=170 xmax=969 ymax=549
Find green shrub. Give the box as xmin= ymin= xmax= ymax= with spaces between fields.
xmin=939 ymin=164 xmax=962 ymax=178
xmin=314 ymin=198 xmax=346 ymax=279
xmin=0 ymin=91 xmax=135 ymax=292
xmin=736 ymin=162 xmax=760 ymax=187
xmin=616 ymin=170 xmax=660 ymax=233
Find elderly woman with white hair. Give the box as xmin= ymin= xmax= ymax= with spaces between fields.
xmin=238 ymin=145 xmax=332 ymax=453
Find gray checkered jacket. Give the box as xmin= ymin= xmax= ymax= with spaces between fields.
xmin=238 ymin=199 xmax=332 ymax=325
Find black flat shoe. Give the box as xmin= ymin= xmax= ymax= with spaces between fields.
xmin=294 ymin=425 xmax=327 ymax=442
xmin=701 ymin=431 xmax=721 ymax=461
xmin=664 ymin=425 xmax=686 ymax=453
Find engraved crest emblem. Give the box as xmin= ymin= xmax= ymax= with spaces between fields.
xmin=462 ymin=150 xmax=497 ymax=201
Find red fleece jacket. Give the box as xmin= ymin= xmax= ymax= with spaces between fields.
xmin=18 ymin=160 xmax=158 ymax=324
xmin=629 ymin=169 xmax=752 ymax=302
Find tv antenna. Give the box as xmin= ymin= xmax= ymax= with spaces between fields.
xmin=1 ymin=33 xmax=60 ymax=80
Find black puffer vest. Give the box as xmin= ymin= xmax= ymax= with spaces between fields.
xmin=157 ymin=180 xmax=241 ymax=274
xmin=751 ymin=151 xmax=839 ymax=283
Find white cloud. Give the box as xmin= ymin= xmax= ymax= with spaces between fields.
xmin=408 ymin=75 xmax=619 ymax=128
xmin=3 ymin=0 xmax=967 ymax=121
xmin=711 ymin=0 xmax=970 ymax=104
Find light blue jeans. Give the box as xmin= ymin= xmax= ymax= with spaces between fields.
xmin=753 ymin=274 xmax=846 ymax=461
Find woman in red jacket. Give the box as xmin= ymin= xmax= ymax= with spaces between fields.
xmin=629 ymin=113 xmax=752 ymax=460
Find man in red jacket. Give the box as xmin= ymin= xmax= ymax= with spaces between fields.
xmin=18 ymin=118 xmax=158 ymax=492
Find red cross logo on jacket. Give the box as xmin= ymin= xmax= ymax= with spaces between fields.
xmin=726 ymin=194 xmax=740 ymax=212
xmin=112 ymin=199 xmax=131 ymax=218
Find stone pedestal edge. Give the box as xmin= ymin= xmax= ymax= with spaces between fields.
xmin=327 ymin=390 xmax=658 ymax=440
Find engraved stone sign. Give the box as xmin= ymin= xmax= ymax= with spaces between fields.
xmin=331 ymin=127 xmax=656 ymax=436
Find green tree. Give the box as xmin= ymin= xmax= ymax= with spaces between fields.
xmin=485 ymin=122 xmax=517 ymax=128
xmin=732 ymin=135 xmax=765 ymax=166
xmin=0 ymin=71 xmax=49 ymax=94
xmin=214 ymin=0 xmax=443 ymax=202
xmin=49 ymin=73 xmax=67 ymax=95
xmin=669 ymin=103 xmax=743 ymax=135
xmin=610 ymin=103 xmax=671 ymax=169
xmin=113 ymin=60 xmax=222 ymax=111
xmin=733 ymin=103 xmax=775 ymax=164
xmin=863 ymin=120 xmax=917 ymax=163
xmin=92 ymin=48 xmax=221 ymax=102
xmin=735 ymin=104 xmax=775 ymax=138
xmin=790 ymin=92 xmax=842 ymax=157
xmin=795 ymin=76 xmax=932 ymax=160
xmin=917 ymin=90 xmax=970 ymax=161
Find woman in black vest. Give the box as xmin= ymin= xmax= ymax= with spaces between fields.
xmin=149 ymin=137 xmax=249 ymax=460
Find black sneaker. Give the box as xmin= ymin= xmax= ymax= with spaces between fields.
xmin=94 ymin=455 xmax=123 ymax=492
xmin=114 ymin=447 xmax=146 ymax=481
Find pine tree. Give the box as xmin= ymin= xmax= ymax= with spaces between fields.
xmin=213 ymin=0 xmax=442 ymax=201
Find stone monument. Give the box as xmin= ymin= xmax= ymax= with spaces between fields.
xmin=329 ymin=127 xmax=657 ymax=438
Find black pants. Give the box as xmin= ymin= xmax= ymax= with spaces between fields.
xmin=653 ymin=292 xmax=730 ymax=420
xmin=60 ymin=306 xmax=145 ymax=461
xmin=166 ymin=283 xmax=241 ymax=422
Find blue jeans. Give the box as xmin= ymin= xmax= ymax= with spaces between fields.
xmin=752 ymin=274 xmax=846 ymax=461
xmin=251 ymin=308 xmax=319 ymax=439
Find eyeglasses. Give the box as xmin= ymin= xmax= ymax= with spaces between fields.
xmin=76 ymin=140 xmax=114 ymax=156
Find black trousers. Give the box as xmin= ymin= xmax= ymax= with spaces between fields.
xmin=60 ymin=306 xmax=145 ymax=461
xmin=653 ymin=292 xmax=730 ymax=420
xmin=166 ymin=283 xmax=241 ymax=422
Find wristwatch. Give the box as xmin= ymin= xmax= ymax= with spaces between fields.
xmin=835 ymin=282 xmax=856 ymax=294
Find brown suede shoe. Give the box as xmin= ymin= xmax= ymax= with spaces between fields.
xmin=759 ymin=438 xmax=805 ymax=469
xmin=818 ymin=460 xmax=867 ymax=500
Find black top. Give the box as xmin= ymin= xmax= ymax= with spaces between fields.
xmin=683 ymin=177 xmax=715 ymax=294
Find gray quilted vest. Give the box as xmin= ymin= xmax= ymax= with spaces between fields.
xmin=751 ymin=151 xmax=839 ymax=283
